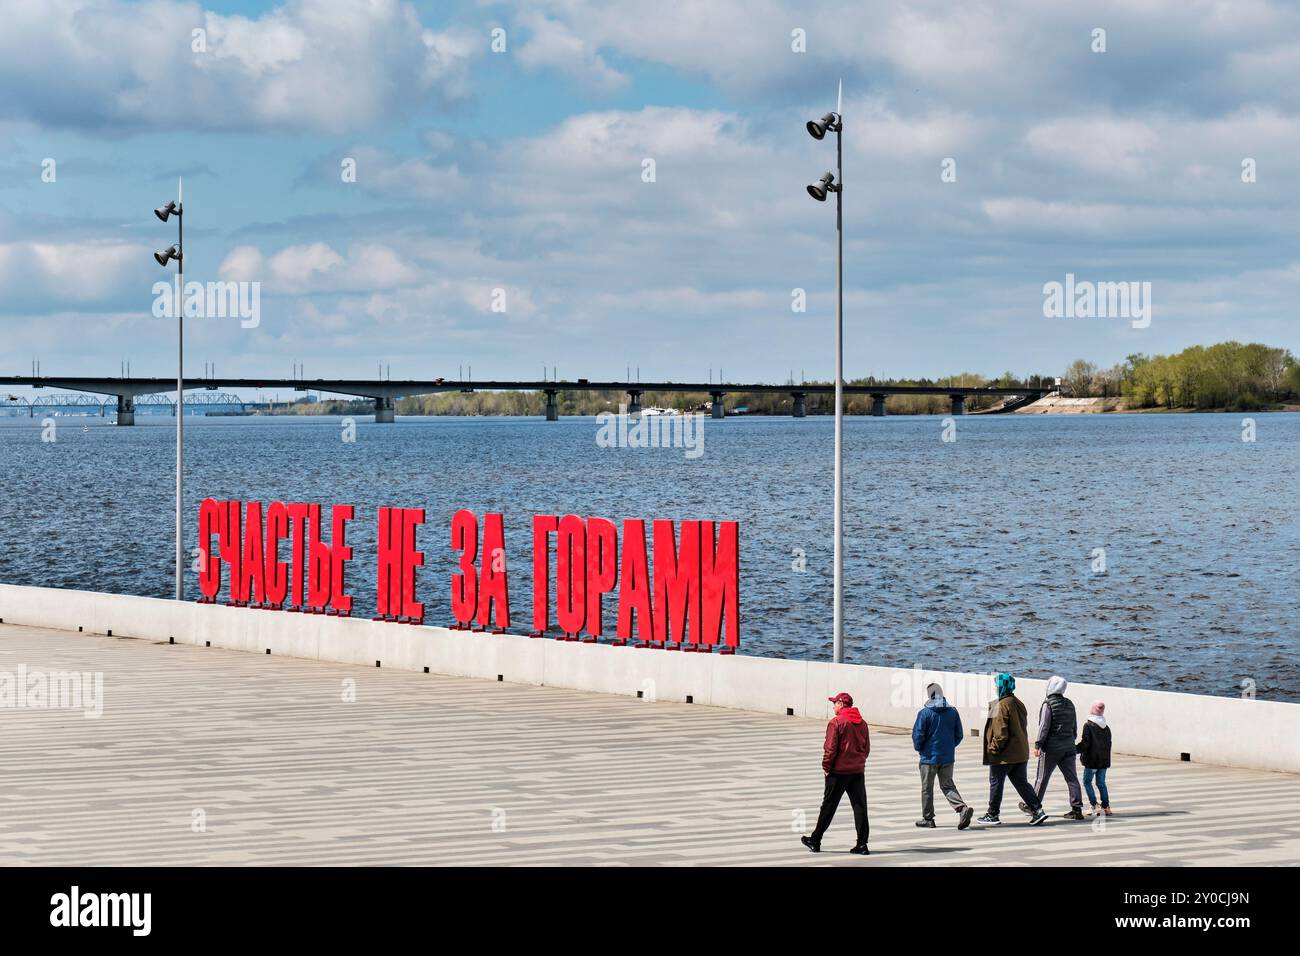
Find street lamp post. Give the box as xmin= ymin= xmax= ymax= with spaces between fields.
xmin=806 ymin=87 xmax=846 ymax=664
xmin=154 ymin=181 xmax=184 ymax=601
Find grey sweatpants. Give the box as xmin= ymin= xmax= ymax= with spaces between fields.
xmin=1033 ymin=750 xmax=1083 ymax=810
xmin=919 ymin=762 xmax=968 ymax=820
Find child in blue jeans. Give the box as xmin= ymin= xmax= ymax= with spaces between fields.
xmin=1076 ymin=701 xmax=1112 ymax=815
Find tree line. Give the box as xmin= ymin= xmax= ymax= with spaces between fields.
xmin=1063 ymin=342 xmax=1299 ymax=410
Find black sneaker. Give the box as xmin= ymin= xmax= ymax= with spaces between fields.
xmin=958 ymin=807 xmax=974 ymax=830
xmin=1062 ymin=808 xmax=1085 ymax=820
xmin=1030 ymin=808 xmax=1049 ymax=826
xmin=849 ymin=844 xmax=869 ymax=855
xmin=915 ymin=818 xmax=936 ymax=828
xmin=800 ymin=835 xmax=821 ymax=853
xmin=976 ymin=813 xmax=1001 ymax=826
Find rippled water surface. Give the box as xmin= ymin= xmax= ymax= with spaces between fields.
xmin=1 ymin=412 xmax=1296 ymax=701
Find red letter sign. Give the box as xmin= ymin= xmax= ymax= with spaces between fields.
xmin=616 ymin=519 xmax=655 ymax=646
xmin=477 ymin=512 xmax=510 ymax=632
xmin=654 ymin=519 xmax=702 ymax=647
xmin=450 ymin=509 xmax=478 ymax=626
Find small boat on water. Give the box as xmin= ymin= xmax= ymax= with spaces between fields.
xmin=639 ymin=406 xmax=679 ymax=416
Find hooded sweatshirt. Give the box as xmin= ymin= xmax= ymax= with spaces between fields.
xmin=1036 ymin=675 xmax=1078 ymax=755
xmin=823 ymin=706 xmax=871 ymax=774
xmin=912 ymin=690 xmax=964 ymax=766
xmin=1078 ymin=709 xmax=1112 ymax=769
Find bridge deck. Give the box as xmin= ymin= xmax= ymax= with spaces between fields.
xmin=0 ymin=623 xmax=1294 ymax=866
xmin=0 ymin=376 xmax=1048 ymax=400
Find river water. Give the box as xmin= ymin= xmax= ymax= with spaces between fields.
xmin=1 ymin=411 xmax=1295 ymax=701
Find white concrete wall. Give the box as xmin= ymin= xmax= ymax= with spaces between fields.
xmin=2 ymin=583 xmax=1296 ymax=774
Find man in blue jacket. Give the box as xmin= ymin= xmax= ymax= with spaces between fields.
xmin=912 ymin=682 xmax=974 ymax=829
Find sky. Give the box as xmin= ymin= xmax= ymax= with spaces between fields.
xmin=1 ymin=0 xmax=1299 ymax=386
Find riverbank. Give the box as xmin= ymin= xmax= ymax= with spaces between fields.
xmin=1015 ymin=396 xmax=1300 ymax=414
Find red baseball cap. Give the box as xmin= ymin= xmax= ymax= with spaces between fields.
xmin=828 ymin=692 xmax=853 ymax=706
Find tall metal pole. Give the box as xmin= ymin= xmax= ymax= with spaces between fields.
xmin=175 ymin=177 xmax=184 ymax=601
xmin=832 ymin=121 xmax=844 ymax=664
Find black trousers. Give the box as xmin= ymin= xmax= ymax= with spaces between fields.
xmin=987 ymin=761 xmax=1040 ymax=816
xmin=811 ymin=771 xmax=869 ymax=846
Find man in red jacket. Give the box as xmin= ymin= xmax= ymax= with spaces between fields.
xmin=801 ymin=692 xmax=871 ymax=855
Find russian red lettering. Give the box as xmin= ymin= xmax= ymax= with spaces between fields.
xmin=616 ymin=519 xmax=655 ymax=644
xmin=376 ymin=507 xmax=401 ymax=617
xmin=556 ymin=514 xmax=586 ymax=635
xmin=450 ymin=508 xmax=478 ymax=625
xmin=264 ymin=501 xmax=289 ymax=606
xmin=531 ymin=514 xmax=558 ymax=633
xmin=585 ymin=517 xmax=618 ymax=637
xmin=286 ymin=503 xmax=310 ymax=608
xmin=477 ymin=512 xmax=510 ymax=630
xmin=307 ymin=504 xmax=331 ymax=610
xmin=218 ymin=500 xmax=244 ymax=603
xmin=700 ymin=520 xmax=740 ymax=647
xmin=241 ymin=500 xmax=266 ymax=604
xmin=198 ymin=498 xmax=222 ymax=600
xmin=330 ymin=505 xmax=354 ymax=614
xmin=654 ymin=519 xmax=701 ymax=646
xmin=400 ymin=508 xmax=425 ymax=621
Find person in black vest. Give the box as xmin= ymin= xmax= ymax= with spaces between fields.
xmin=1020 ymin=675 xmax=1085 ymax=819
xmin=1077 ymin=700 xmax=1113 ymax=816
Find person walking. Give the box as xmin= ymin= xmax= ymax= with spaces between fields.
xmin=911 ymin=682 xmax=974 ymax=830
xmin=1021 ymin=675 xmax=1085 ymax=820
xmin=801 ymin=692 xmax=871 ymax=854
xmin=977 ymin=673 xmax=1048 ymax=826
xmin=1077 ymin=700 xmax=1113 ymax=816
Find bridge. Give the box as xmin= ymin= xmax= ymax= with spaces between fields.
xmin=0 ymin=390 xmax=247 ymax=420
xmin=0 ymin=375 xmax=1053 ymax=424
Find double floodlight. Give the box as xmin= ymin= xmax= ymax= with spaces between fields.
xmin=806 ymin=111 xmax=841 ymax=141
xmin=154 ymin=200 xmax=180 ymax=222
xmin=806 ymin=172 xmax=838 ymax=202
xmin=154 ymin=244 xmax=181 ymax=267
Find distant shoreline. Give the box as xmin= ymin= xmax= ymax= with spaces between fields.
xmin=1013 ymin=397 xmax=1300 ymax=415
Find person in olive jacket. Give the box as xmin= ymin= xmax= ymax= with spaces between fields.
xmin=977 ymin=673 xmax=1048 ymax=826
xmin=801 ymin=692 xmax=871 ymax=854
xmin=1077 ymin=700 xmax=1113 ymax=816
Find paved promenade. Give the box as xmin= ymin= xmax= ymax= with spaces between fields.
xmin=1 ymin=622 xmax=1296 ymax=866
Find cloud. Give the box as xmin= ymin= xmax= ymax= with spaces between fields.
xmin=5 ymin=1 xmax=1300 ymax=379
xmin=219 ymin=241 xmax=421 ymax=294
xmin=515 ymin=11 xmax=629 ymax=93
xmin=1025 ymin=118 xmax=1160 ymax=178
xmin=0 ymin=0 xmax=479 ymax=134
xmin=0 ymin=239 xmax=153 ymax=314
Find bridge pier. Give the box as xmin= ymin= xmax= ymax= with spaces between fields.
xmin=627 ymin=390 xmax=642 ymax=417
xmin=791 ymin=392 xmax=806 ymax=418
xmin=710 ymin=391 xmax=725 ymax=419
xmin=870 ymin=393 xmax=887 ymax=417
xmin=115 ymin=395 xmax=134 ymax=426
xmin=544 ymin=389 xmax=558 ymax=421
xmin=374 ymin=396 xmax=395 ymax=424
xmin=950 ymin=394 xmax=966 ymax=416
